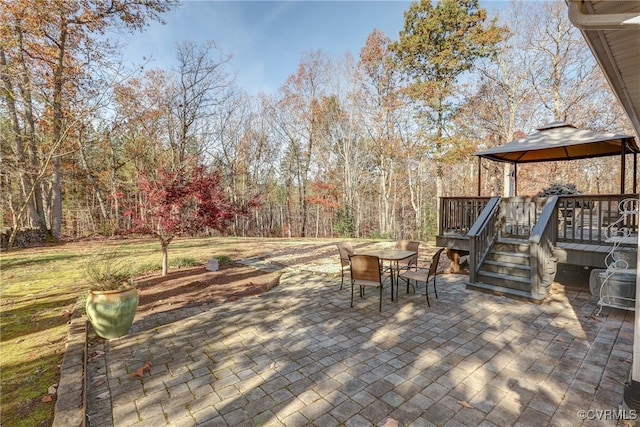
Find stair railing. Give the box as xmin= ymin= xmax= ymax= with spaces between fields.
xmin=529 ymin=196 xmax=558 ymax=300
xmin=468 ymin=197 xmax=501 ymax=283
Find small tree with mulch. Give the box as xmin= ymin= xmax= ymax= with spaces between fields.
xmin=128 ymin=165 xmax=259 ymax=275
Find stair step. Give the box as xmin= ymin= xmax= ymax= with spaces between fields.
xmin=490 ymin=249 xmax=530 ymax=256
xmin=486 ymin=251 xmax=530 ymax=265
xmin=494 ymin=240 xmax=530 ymax=252
xmin=477 ymin=270 xmax=531 ymax=291
xmin=466 ymin=281 xmax=543 ymax=303
xmin=482 ymin=260 xmax=531 ymax=278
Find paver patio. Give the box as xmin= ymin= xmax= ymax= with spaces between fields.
xmin=80 ymin=264 xmax=636 ymax=426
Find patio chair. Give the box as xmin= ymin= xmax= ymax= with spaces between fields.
xmin=393 ymin=240 xmax=420 ymax=290
xmin=349 ymin=254 xmax=385 ymax=311
xmin=335 ymin=242 xmax=354 ymax=290
xmin=398 ymin=248 xmax=445 ymax=307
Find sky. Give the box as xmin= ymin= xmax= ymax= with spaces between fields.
xmin=115 ymin=1 xmax=507 ymax=96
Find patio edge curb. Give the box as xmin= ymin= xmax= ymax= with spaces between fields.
xmin=52 ymin=317 xmax=86 ymax=427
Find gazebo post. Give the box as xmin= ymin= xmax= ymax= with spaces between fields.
xmin=634 ymin=152 xmax=637 ymax=194
xmin=477 ymin=157 xmax=481 ymax=196
xmin=514 ymin=164 xmax=518 ymax=196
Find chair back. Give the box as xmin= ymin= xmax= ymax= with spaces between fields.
xmin=429 ymin=248 xmax=445 ymax=277
xmin=336 ymin=242 xmax=354 ymax=267
xmin=395 ymin=240 xmax=419 ymax=267
xmin=349 ymin=255 xmax=381 ymax=283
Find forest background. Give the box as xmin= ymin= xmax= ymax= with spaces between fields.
xmin=1 ymin=0 xmax=636 ymax=246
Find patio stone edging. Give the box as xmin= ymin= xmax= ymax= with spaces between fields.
xmin=52 ymin=317 xmax=86 ymax=427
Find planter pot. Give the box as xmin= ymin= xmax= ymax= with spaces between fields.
xmin=86 ymin=288 xmax=139 ymax=339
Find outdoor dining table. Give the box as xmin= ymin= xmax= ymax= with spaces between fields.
xmin=358 ymin=249 xmax=417 ymax=301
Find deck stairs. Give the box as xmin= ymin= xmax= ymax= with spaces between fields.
xmin=468 ymin=238 xmax=559 ymax=301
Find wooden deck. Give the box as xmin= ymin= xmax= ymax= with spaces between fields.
xmin=437 ymin=194 xmax=638 ymax=301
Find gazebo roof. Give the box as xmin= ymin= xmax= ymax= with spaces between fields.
xmin=475 ymin=122 xmax=639 ymax=164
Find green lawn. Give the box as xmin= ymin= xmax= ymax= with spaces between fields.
xmin=1 ymin=236 xmax=314 ymax=426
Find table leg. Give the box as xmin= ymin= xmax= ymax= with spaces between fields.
xmin=390 ymin=260 xmax=395 ymax=302
xmin=395 ymin=261 xmax=399 ymax=301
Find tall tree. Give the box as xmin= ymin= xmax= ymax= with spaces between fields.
xmin=528 ymin=0 xmax=602 ymax=124
xmin=359 ymin=29 xmax=403 ymax=236
xmin=458 ymin=1 xmax=539 ymax=196
xmin=392 ymin=0 xmax=504 ymax=223
xmin=274 ymin=50 xmax=330 ymax=237
xmin=170 ymin=40 xmax=233 ymax=168
xmin=0 ymin=0 xmax=176 ymax=243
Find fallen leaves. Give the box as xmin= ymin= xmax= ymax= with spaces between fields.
xmin=96 ymin=391 xmax=110 ymax=400
xmin=87 ymin=350 xmax=105 ymax=363
xmin=458 ymin=400 xmax=475 ymax=409
xmin=42 ymin=383 xmax=58 ymax=402
xmin=92 ymin=374 xmax=107 ymax=387
xmin=381 ymin=418 xmax=399 ymax=427
xmin=130 ymin=361 xmax=152 ymax=379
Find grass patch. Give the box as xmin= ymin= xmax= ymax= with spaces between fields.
xmin=215 ymin=255 xmax=234 ymax=265
xmin=170 ymin=257 xmax=199 ymax=268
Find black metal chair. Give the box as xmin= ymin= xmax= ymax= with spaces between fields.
xmin=398 ymin=248 xmax=445 ymax=307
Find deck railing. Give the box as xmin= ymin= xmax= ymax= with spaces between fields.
xmin=499 ymin=196 xmax=543 ymax=239
xmin=440 ymin=197 xmax=492 ymax=236
xmin=468 ymin=197 xmax=501 ymax=283
xmin=556 ymin=194 xmax=639 ymax=244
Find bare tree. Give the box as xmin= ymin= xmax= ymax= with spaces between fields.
xmin=170 ymin=40 xmax=233 ymax=168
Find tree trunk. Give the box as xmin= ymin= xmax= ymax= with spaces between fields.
xmin=160 ymin=235 xmax=174 ymax=276
xmin=50 ymin=18 xmax=68 ymax=239
xmin=0 ymin=45 xmax=47 ymax=232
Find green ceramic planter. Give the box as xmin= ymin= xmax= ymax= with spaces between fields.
xmin=86 ymin=288 xmax=139 ymax=339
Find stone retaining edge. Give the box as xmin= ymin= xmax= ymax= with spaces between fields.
xmin=52 ymin=317 xmax=86 ymax=427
